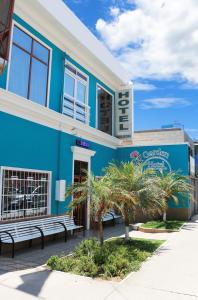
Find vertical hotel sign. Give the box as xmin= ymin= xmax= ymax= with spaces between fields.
xmin=115 ymin=85 xmax=133 ymax=139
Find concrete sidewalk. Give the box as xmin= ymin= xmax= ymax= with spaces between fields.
xmin=0 ymin=218 xmax=198 ymax=300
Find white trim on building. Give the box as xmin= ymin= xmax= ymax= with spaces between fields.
xmin=14 ymin=0 xmax=131 ymax=91
xmin=0 ymin=88 xmax=121 ymax=149
xmin=71 ymin=146 xmax=96 ymax=230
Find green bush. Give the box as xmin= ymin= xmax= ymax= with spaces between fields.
xmin=47 ymin=238 xmax=163 ymax=279
xmin=74 ymin=256 xmax=99 ymax=277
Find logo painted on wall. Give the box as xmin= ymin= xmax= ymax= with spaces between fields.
xmin=130 ymin=149 xmax=172 ymax=173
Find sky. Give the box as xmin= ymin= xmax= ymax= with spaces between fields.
xmin=63 ymin=0 xmax=197 ymax=140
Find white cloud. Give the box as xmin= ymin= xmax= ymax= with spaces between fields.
xmin=109 ymin=7 xmax=120 ymax=17
xmin=134 ymin=82 xmax=157 ymax=91
xmin=140 ymin=98 xmax=191 ymax=110
xmin=96 ymin=0 xmax=198 ymax=84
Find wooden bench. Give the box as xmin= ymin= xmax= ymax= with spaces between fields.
xmin=94 ymin=210 xmax=122 ymax=226
xmin=0 ymin=215 xmax=83 ymax=258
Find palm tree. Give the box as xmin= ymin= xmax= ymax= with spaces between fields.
xmin=105 ymin=162 xmax=165 ymax=240
xmin=156 ymin=171 xmax=192 ymax=221
xmin=65 ymin=173 xmax=114 ymax=245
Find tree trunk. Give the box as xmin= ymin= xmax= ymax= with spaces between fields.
xmin=98 ymin=220 xmax=104 ymax=246
xmin=125 ymin=225 xmax=130 ymax=240
xmin=163 ymin=211 xmax=167 ymax=222
xmin=124 ymin=215 xmax=130 ymax=240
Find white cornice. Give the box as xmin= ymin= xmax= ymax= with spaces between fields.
xmin=71 ymin=146 xmax=96 ymax=158
xmin=14 ymin=0 xmax=130 ymax=91
xmin=0 ymin=89 xmax=120 ymax=149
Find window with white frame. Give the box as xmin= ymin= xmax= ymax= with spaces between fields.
xmin=63 ymin=62 xmax=89 ymax=124
xmin=0 ymin=167 xmax=51 ymax=221
xmin=8 ymin=25 xmax=50 ymax=106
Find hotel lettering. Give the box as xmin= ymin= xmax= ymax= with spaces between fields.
xmin=115 ymin=88 xmax=133 ymax=139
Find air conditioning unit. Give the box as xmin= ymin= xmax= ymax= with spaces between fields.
xmin=56 ymin=180 xmax=66 ymax=202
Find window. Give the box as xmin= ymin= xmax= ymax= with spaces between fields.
xmin=63 ymin=62 xmax=89 ymax=124
xmin=8 ymin=25 xmax=50 ymax=106
xmin=0 ymin=167 xmax=51 ymax=221
xmin=97 ymin=85 xmax=113 ymax=135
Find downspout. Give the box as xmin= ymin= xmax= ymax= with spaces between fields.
xmin=56 ymin=55 xmax=66 ymax=215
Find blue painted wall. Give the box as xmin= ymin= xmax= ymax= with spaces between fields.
xmin=117 ymin=144 xmax=190 ymax=208
xmin=0 ymin=14 xmax=115 ymax=130
xmin=0 ymin=110 xmax=191 ymax=213
xmin=0 ymin=112 xmax=117 ymax=214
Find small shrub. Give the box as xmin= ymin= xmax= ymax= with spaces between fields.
xmin=104 ymin=254 xmax=130 ymax=278
xmin=74 ymin=256 xmax=99 ymax=277
xmin=47 ymin=238 xmax=163 ymax=280
xmin=47 ymin=256 xmax=60 ymax=270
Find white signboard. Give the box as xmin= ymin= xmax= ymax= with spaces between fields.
xmin=190 ymin=156 xmax=195 ymax=176
xmin=115 ymin=87 xmax=133 ymax=139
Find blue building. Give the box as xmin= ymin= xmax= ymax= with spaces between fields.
xmin=0 ymin=0 xmax=196 ymax=226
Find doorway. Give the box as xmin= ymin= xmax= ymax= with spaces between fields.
xmin=73 ymin=160 xmax=88 ymax=227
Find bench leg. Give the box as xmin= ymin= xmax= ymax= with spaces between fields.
xmin=0 ymin=239 xmax=2 ymax=256
xmin=28 ymin=239 xmax=32 ymax=248
xmin=41 ymin=236 xmax=45 ymax=249
xmin=64 ymin=231 xmax=67 ymax=243
xmin=12 ymin=242 xmax=15 ymax=259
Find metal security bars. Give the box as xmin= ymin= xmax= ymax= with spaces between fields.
xmin=63 ymin=62 xmax=90 ymax=124
xmin=0 ymin=167 xmax=51 ymax=221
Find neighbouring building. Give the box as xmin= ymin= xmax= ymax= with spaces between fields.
xmin=0 ymin=0 xmax=197 ymax=228
xmin=195 ymin=142 xmax=198 ymax=176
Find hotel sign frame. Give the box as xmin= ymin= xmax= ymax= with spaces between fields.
xmin=115 ymin=85 xmax=133 ymax=139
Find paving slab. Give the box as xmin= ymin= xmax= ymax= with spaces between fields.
xmin=1 ymin=219 xmax=198 ymax=299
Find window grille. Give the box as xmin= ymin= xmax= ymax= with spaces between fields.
xmin=0 ymin=167 xmax=51 ymax=221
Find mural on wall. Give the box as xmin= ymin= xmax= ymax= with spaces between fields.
xmin=130 ymin=148 xmax=172 ymax=173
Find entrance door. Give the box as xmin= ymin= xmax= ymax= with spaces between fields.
xmin=73 ymin=160 xmax=88 ymax=227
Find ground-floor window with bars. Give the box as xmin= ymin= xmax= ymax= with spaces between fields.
xmin=0 ymin=167 xmax=51 ymax=221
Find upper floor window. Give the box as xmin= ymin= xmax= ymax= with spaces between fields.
xmin=97 ymin=85 xmax=113 ymax=135
xmin=63 ymin=62 xmax=89 ymax=124
xmin=8 ymin=25 xmax=50 ymax=106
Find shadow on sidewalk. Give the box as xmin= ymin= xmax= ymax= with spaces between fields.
xmin=17 ymin=269 xmax=51 ymax=297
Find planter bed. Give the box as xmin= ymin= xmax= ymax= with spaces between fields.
xmin=47 ymin=237 xmax=164 ymax=280
xmin=139 ymin=220 xmax=185 ymax=233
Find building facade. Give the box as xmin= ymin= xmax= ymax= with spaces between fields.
xmin=0 ymin=0 xmax=196 ymax=226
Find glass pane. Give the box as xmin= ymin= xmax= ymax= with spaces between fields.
xmin=97 ymin=87 xmax=113 ymax=135
xmin=9 ymin=45 xmax=30 ymax=98
xmin=29 ymin=58 xmax=48 ymax=106
xmin=77 ymin=81 xmax=86 ymax=103
xmin=64 ymin=73 xmax=75 ymax=98
xmin=13 ymin=26 xmax=32 ymax=52
xmin=33 ymin=41 xmax=49 ymax=64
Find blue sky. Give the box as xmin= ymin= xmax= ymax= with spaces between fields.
xmin=64 ymin=0 xmax=197 ymax=140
